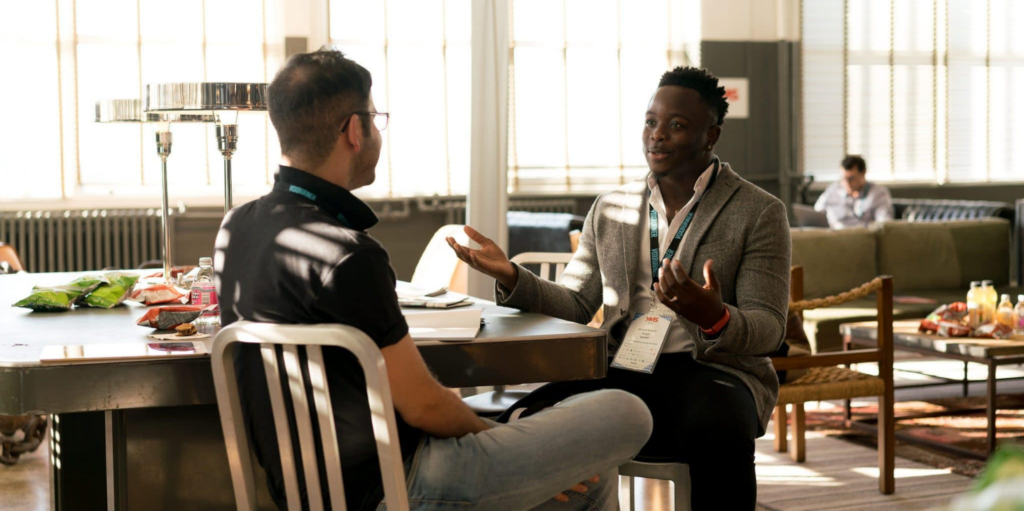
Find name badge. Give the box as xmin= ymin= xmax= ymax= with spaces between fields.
xmin=611 ymin=312 xmax=672 ymax=374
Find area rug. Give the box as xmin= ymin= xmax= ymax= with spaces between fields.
xmin=796 ymin=394 xmax=1024 ymax=477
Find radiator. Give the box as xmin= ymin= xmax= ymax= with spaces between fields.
xmin=446 ymin=199 xmax=578 ymax=225
xmin=0 ymin=209 xmax=172 ymax=273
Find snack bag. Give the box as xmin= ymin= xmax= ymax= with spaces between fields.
xmin=136 ymin=305 xmax=206 ymax=330
xmin=81 ymin=273 xmax=139 ymax=309
xmin=129 ymin=284 xmax=186 ymax=306
xmin=64 ymin=275 xmax=109 ymax=304
xmin=12 ymin=287 xmax=77 ymax=312
xmin=920 ymin=302 xmax=971 ymax=336
xmin=974 ymin=322 xmax=1014 ymax=339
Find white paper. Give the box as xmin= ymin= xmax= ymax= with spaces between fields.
xmin=395 ymin=281 xmax=448 ymax=299
xmin=611 ymin=313 xmax=671 ymax=373
xmin=399 ymin=291 xmax=473 ymax=309
xmin=403 ymin=307 xmax=482 ymax=341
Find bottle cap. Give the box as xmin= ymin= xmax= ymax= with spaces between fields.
xmin=970 ymin=281 xmax=981 ymax=288
xmin=199 ymin=257 xmax=213 ymax=267
xmin=982 ymin=280 xmax=994 ymax=286
xmin=1019 ymin=294 xmax=1024 ymax=303
xmin=1001 ymin=294 xmax=1011 ymax=302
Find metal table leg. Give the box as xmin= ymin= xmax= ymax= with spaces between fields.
xmin=987 ymin=360 xmax=997 ymax=454
xmin=963 ymin=361 xmax=970 ymax=397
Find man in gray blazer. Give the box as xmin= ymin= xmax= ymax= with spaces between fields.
xmin=449 ymin=67 xmax=790 ymax=510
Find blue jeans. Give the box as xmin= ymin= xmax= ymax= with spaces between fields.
xmin=376 ymin=389 xmax=653 ymax=511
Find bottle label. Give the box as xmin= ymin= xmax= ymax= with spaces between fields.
xmin=190 ymin=282 xmax=219 ymax=316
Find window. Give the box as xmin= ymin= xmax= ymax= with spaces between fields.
xmin=801 ymin=0 xmax=1024 ymax=184
xmin=328 ymin=0 xmax=471 ymax=198
xmin=508 ymin=0 xmax=701 ymax=194
xmin=0 ymin=0 xmax=279 ymax=203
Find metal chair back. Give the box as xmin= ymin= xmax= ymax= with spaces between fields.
xmin=211 ymin=321 xmax=410 ymax=511
xmin=510 ymin=252 xmax=574 ymax=282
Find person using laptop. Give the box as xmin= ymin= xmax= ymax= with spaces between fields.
xmin=215 ymin=49 xmax=652 ymax=511
xmin=814 ymin=155 xmax=895 ymax=229
xmin=449 ymin=67 xmax=791 ymax=510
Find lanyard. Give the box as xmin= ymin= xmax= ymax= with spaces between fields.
xmin=273 ymin=181 xmax=353 ymax=229
xmin=649 ymin=159 xmax=719 ymax=288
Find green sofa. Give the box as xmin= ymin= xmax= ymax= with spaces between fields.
xmin=792 ymin=218 xmax=1020 ymax=353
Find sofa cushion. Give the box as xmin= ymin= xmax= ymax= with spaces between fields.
xmin=947 ymin=219 xmax=1011 ymax=288
xmin=791 ymin=227 xmax=878 ymax=299
xmin=875 ymin=222 xmax=961 ymax=292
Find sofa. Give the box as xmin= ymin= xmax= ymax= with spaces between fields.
xmin=792 ymin=218 xmax=1020 ymax=353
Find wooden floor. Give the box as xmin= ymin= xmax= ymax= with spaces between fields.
xmin=1 ymin=420 xmax=972 ymax=511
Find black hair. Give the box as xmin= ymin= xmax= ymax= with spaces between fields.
xmin=657 ymin=67 xmax=729 ymax=126
xmin=841 ymin=155 xmax=867 ymax=173
xmin=268 ymin=49 xmax=373 ymax=168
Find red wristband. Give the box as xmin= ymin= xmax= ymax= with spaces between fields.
xmin=700 ymin=307 xmax=731 ymax=335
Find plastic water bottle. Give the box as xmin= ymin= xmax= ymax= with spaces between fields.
xmin=966 ymin=281 xmax=982 ymax=328
xmin=190 ymin=257 xmax=220 ymax=331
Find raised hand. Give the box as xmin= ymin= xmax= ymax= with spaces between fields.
xmin=446 ymin=226 xmax=519 ymax=290
xmin=653 ymin=258 xmax=725 ymax=330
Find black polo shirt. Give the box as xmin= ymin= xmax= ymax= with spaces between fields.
xmin=216 ymin=165 xmax=423 ymax=511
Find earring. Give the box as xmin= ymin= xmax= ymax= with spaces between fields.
xmin=706 ymin=144 xmax=713 ymax=151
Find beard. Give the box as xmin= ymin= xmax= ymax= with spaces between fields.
xmin=350 ymin=136 xmax=381 ymax=188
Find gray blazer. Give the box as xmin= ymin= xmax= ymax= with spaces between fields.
xmin=496 ymin=162 xmax=791 ymax=435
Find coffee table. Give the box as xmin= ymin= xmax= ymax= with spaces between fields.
xmin=841 ymin=320 xmax=1024 ymax=458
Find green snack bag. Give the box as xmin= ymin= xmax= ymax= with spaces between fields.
xmin=64 ymin=275 xmax=109 ymax=305
xmin=13 ymin=287 xmax=75 ymax=312
xmin=81 ymin=273 xmax=140 ymax=309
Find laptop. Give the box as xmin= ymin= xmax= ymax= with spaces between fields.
xmin=792 ymin=203 xmax=830 ymax=228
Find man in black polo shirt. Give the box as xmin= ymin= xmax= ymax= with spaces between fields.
xmin=215 ymin=49 xmax=652 ymax=511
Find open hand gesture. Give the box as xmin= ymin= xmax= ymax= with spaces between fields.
xmin=446 ymin=226 xmax=518 ymax=290
xmin=654 ymin=258 xmax=726 ymax=330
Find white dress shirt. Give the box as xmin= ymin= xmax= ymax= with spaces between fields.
xmin=813 ymin=180 xmax=894 ymax=229
xmin=629 ymin=161 xmax=717 ymax=354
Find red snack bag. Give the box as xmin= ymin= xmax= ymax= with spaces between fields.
xmin=935 ymin=320 xmax=973 ymax=337
xmin=974 ymin=322 xmax=1013 ymax=339
xmin=920 ymin=302 xmax=970 ymax=334
xmin=129 ymin=284 xmax=185 ymax=306
xmin=136 ymin=305 xmax=206 ymax=330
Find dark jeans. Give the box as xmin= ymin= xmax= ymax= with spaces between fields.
xmin=498 ymin=353 xmax=758 ymax=511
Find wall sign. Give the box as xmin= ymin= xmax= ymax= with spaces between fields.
xmin=719 ymin=78 xmax=749 ymax=119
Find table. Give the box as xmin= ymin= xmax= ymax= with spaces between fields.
xmin=841 ymin=320 xmax=1024 ymax=458
xmin=0 ymin=272 xmax=608 ymax=510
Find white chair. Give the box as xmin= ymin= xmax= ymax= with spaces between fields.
xmin=211 ymin=322 xmax=411 ymax=511
xmin=411 ymin=224 xmax=469 ymax=294
xmin=462 ymin=252 xmax=575 ymax=415
xmin=619 ymin=460 xmax=692 ymax=511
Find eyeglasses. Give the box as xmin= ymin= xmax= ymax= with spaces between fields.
xmin=340 ymin=111 xmax=389 ymax=133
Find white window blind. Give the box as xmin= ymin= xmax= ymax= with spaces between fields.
xmin=801 ymin=0 xmax=1024 ymax=184
xmin=328 ymin=0 xmax=471 ymax=199
xmin=0 ymin=0 xmax=282 ymax=203
xmin=508 ymin=0 xmax=701 ymax=194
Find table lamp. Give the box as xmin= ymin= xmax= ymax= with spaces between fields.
xmin=95 ymin=99 xmax=217 ymax=283
xmin=144 ymin=83 xmax=269 ymax=212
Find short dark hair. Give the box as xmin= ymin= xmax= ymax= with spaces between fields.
xmin=841 ymin=155 xmax=867 ymax=173
xmin=657 ymin=67 xmax=729 ymax=126
xmin=268 ymin=49 xmax=373 ymax=168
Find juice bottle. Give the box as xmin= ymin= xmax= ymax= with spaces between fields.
xmin=996 ymin=294 xmax=1014 ymax=328
xmin=1014 ymin=295 xmax=1024 ymax=335
xmin=966 ymin=281 xmax=982 ymax=328
xmin=981 ymin=280 xmax=998 ymax=325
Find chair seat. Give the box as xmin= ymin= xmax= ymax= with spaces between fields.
xmin=777 ymin=366 xmax=884 ymax=405
xmin=462 ymin=390 xmax=531 ymax=416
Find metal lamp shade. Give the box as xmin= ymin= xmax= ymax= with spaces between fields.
xmin=144 ymin=83 xmax=269 ymax=213
xmin=95 ymin=99 xmax=218 ymax=123
xmin=144 ymin=83 xmax=268 ymax=113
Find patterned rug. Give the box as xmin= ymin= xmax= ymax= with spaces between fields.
xmin=800 ymin=394 xmax=1024 ymax=478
